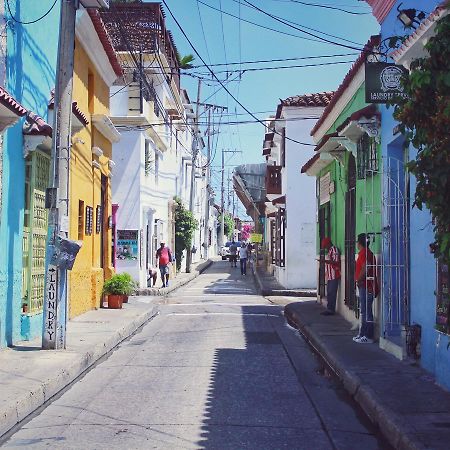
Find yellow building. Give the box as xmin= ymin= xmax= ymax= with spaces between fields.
xmin=69 ymin=8 xmax=122 ymax=318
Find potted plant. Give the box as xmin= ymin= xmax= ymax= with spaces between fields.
xmin=102 ymin=273 xmax=134 ymax=309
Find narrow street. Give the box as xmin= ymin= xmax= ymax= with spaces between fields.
xmin=2 ymin=261 xmax=390 ymax=450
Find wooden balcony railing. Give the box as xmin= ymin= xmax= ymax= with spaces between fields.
xmin=265 ymin=165 xmax=282 ymax=195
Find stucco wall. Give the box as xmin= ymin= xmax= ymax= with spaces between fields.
xmin=68 ymin=37 xmax=113 ymax=319
xmin=0 ymin=0 xmax=59 ymax=346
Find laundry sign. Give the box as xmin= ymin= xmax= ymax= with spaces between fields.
xmin=365 ymin=62 xmax=409 ymax=103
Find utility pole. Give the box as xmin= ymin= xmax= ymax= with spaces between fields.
xmin=42 ymin=0 xmax=78 ymax=349
xmin=186 ymin=78 xmax=202 ymax=273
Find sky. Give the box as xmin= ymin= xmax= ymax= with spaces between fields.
xmin=160 ymin=0 xmax=380 ymax=217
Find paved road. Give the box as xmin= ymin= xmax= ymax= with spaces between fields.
xmin=2 ymin=261 xmax=390 ymax=449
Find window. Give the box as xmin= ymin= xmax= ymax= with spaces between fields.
xmin=280 ymin=127 xmax=286 ymax=167
xmin=96 ymin=205 xmax=102 ymax=234
xmin=88 ymin=71 xmax=94 ymax=114
xmin=85 ymin=206 xmax=93 ymax=235
xmin=144 ymin=141 xmax=151 ymax=177
xmin=357 ymin=133 xmax=378 ymax=179
xmin=78 ymin=200 xmax=85 ymax=239
xmin=155 ymin=152 xmax=159 ymax=184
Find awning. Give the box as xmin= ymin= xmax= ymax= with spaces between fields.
xmin=338 ymin=104 xmax=380 ymax=143
xmin=0 ymin=86 xmax=27 ymax=132
xmin=272 ymin=195 xmax=285 ymax=206
xmin=301 ymin=152 xmax=333 ymax=177
xmin=262 ymin=147 xmax=271 ymax=156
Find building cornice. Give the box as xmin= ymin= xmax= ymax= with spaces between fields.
xmin=75 ymin=8 xmax=118 ymax=87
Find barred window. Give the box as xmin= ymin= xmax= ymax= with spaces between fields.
xmin=357 ymin=133 xmax=378 ymax=179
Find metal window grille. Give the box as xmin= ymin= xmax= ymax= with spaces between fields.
xmin=85 ymin=206 xmax=93 ymax=235
xmin=275 ymin=208 xmax=286 ymax=267
xmin=357 ymin=134 xmax=378 ymax=179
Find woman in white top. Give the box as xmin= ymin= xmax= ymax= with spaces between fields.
xmin=239 ymin=243 xmax=248 ymax=275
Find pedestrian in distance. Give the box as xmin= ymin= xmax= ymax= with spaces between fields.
xmin=229 ymin=240 xmax=238 ymax=267
xmin=156 ymin=241 xmax=172 ymax=288
xmin=319 ymin=237 xmax=341 ymax=316
xmin=239 ymin=243 xmax=248 ymax=275
xmin=147 ymin=265 xmax=158 ymax=288
xmin=353 ymin=233 xmax=379 ymax=344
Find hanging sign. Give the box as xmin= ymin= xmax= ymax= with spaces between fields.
xmin=44 ymin=265 xmax=58 ymax=346
xmin=365 ymin=62 xmax=409 ymax=103
xmin=250 ymin=233 xmax=263 ymax=243
xmin=117 ymin=230 xmax=139 ymax=260
xmin=50 ymin=236 xmax=82 ymax=270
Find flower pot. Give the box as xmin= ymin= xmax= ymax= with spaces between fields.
xmin=107 ymin=294 xmax=123 ymax=309
xmin=122 ymin=295 xmax=129 ymax=304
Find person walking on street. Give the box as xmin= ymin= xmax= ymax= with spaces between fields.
xmin=320 ymin=237 xmax=341 ymax=316
xmin=156 ymin=242 xmax=172 ymax=288
xmin=353 ymin=233 xmax=379 ymax=344
xmin=229 ymin=240 xmax=238 ymax=268
xmin=239 ymin=243 xmax=248 ymax=275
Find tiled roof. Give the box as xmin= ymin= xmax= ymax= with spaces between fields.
xmin=0 ymin=86 xmax=27 ymax=117
xmin=87 ymin=9 xmax=123 ymax=77
xmin=365 ymin=0 xmax=396 ymax=24
xmin=23 ymin=112 xmax=52 ymax=137
xmin=281 ymin=92 xmax=334 ymax=108
xmin=49 ymin=94 xmax=89 ymax=126
xmin=276 ymin=92 xmax=334 ymax=119
xmin=301 ymin=153 xmax=320 ymax=174
xmin=311 ymin=35 xmax=381 ymax=137
xmin=336 ymin=104 xmax=379 ymax=133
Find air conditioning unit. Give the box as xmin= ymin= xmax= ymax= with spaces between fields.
xmin=81 ymin=0 xmax=109 ymax=9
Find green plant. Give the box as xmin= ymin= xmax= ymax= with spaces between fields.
xmin=102 ymin=273 xmax=135 ymax=296
xmin=176 ymin=50 xmax=195 ymax=69
xmin=392 ymin=11 xmax=450 ymax=264
xmin=217 ymin=213 xmax=235 ymax=239
xmin=174 ymin=197 xmax=198 ymax=271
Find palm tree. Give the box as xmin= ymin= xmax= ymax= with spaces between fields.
xmin=176 ymin=51 xmax=195 ymax=70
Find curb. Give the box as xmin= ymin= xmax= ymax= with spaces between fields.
xmin=284 ymin=305 xmax=425 ymax=450
xmin=0 ymin=304 xmax=159 ymax=439
xmin=136 ymin=258 xmax=214 ymax=296
xmin=253 ymin=266 xmax=317 ymax=297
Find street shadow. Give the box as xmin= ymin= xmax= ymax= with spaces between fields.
xmin=195 ymin=305 xmax=325 ymax=450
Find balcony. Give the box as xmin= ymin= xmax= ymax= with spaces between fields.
xmin=265 ymin=165 xmax=282 ymax=199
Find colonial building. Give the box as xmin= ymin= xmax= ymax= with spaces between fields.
xmin=67 ymin=7 xmax=122 ymax=317
xmin=0 ymin=0 xmax=60 ymax=346
xmin=103 ymin=2 xmax=208 ymax=287
xmin=263 ymin=93 xmax=333 ymax=289
xmin=302 ymin=36 xmax=382 ymax=330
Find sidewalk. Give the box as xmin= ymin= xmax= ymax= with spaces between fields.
xmin=0 ymin=258 xmax=214 ymax=439
xmin=283 ymin=300 xmax=450 ymax=450
xmin=253 ymin=265 xmax=316 ymax=297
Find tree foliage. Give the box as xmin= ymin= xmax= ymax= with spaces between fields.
xmin=176 ymin=51 xmax=195 ymax=69
xmin=392 ymin=11 xmax=450 ymax=266
xmin=174 ymin=197 xmax=198 ymax=271
xmin=217 ymin=213 xmax=235 ymax=240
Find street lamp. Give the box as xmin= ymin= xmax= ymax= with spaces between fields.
xmin=397 ymin=3 xmax=426 ymax=28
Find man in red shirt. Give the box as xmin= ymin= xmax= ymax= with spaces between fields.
xmin=320 ymin=237 xmax=341 ymax=316
xmin=156 ymin=242 xmax=172 ymax=288
xmin=353 ymin=233 xmax=378 ymax=344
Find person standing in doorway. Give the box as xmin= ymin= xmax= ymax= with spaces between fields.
xmin=156 ymin=242 xmax=172 ymax=288
xmin=353 ymin=233 xmax=378 ymax=344
xmin=229 ymin=240 xmax=238 ymax=268
xmin=239 ymin=243 xmax=248 ymax=275
xmin=320 ymin=237 xmax=341 ymax=316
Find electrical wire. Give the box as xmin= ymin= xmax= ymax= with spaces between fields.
xmin=241 ymin=0 xmax=364 ymax=51
xmin=269 ymin=0 xmax=371 ymax=15
xmin=231 ymin=0 xmax=363 ymax=45
xmin=5 ymin=0 xmax=58 ymax=25
xmin=196 ymin=0 xmax=327 ymax=45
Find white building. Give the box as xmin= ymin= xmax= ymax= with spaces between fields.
xmin=263 ymin=93 xmax=334 ymax=289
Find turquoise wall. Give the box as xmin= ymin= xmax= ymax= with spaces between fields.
xmin=0 ymin=0 xmax=60 ymax=346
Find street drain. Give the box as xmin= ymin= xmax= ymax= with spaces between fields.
xmin=244 ymin=332 xmax=281 ymax=345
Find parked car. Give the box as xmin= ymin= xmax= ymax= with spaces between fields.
xmin=220 ymin=241 xmax=242 ymax=260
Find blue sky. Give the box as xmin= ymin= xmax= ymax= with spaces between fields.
xmin=161 ymin=0 xmax=379 ymax=215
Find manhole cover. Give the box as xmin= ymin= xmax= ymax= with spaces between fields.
xmin=245 ymin=332 xmax=281 ymax=345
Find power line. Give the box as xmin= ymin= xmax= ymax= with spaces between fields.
xmin=231 ymin=0 xmax=363 ymax=45
xmin=6 ymin=0 xmax=58 ymax=25
xmin=161 ymin=0 xmax=316 ymax=147
xmin=196 ymin=0 xmax=327 ymax=44
xmin=191 ymin=59 xmax=355 ymax=76
xmin=241 ymin=0 xmax=363 ymax=51
xmin=269 ymin=0 xmax=371 ymax=15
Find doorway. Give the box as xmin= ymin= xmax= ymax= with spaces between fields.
xmin=345 ymin=154 xmax=357 ymax=313
xmin=318 ymin=203 xmax=331 ymax=299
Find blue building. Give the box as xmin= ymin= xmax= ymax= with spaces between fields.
xmin=0 ymin=0 xmax=60 ymax=347
xmin=367 ymin=0 xmax=450 ymax=389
